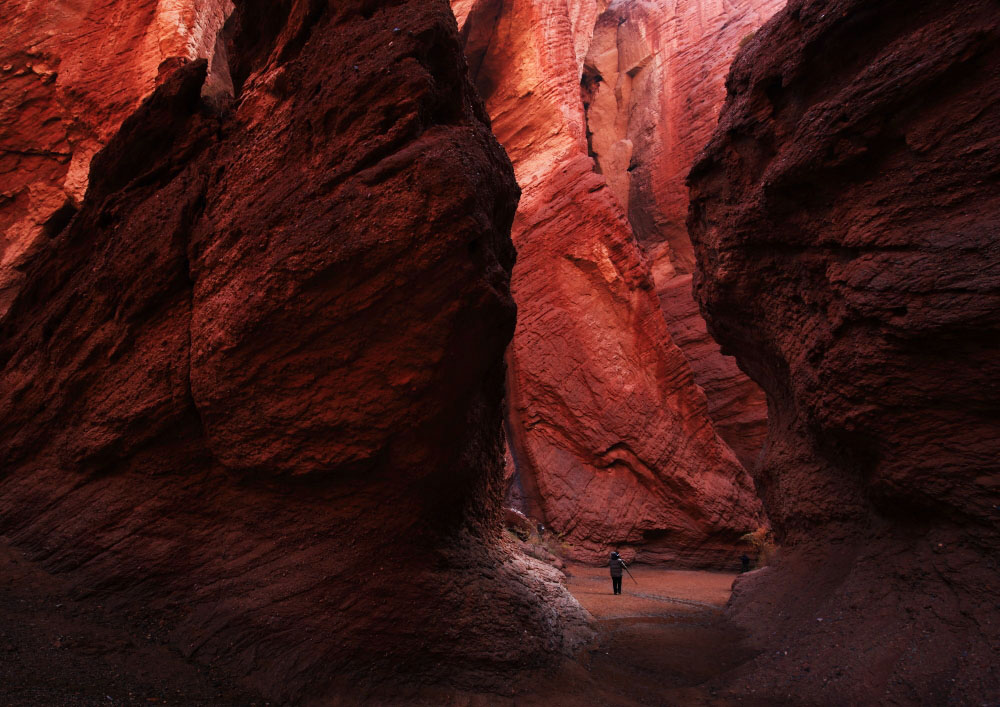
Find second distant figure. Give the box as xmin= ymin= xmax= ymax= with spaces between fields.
xmin=609 ymin=551 xmax=628 ymax=595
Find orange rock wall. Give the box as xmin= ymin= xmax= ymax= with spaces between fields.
xmin=455 ymin=0 xmax=773 ymax=565
xmin=584 ymin=0 xmax=786 ymax=268
xmin=580 ymin=0 xmax=783 ymax=468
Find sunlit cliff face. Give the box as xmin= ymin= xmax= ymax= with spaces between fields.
xmin=451 ymin=0 xmax=782 ymax=565
xmin=0 ymin=0 xmax=233 ymax=316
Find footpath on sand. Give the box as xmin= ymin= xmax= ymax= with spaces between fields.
xmin=566 ymin=565 xmax=735 ymax=616
xmin=491 ymin=564 xmax=789 ymax=707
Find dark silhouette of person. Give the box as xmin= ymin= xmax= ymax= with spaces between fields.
xmin=740 ymin=554 xmax=751 ymax=573
xmin=609 ymin=551 xmax=627 ymax=594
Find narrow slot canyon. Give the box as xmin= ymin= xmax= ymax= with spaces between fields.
xmin=0 ymin=1 xmax=997 ymax=705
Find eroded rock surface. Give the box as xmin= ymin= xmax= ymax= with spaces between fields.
xmin=454 ymin=0 xmax=768 ymax=566
xmin=0 ymin=0 xmax=233 ymax=316
xmin=0 ymin=1 xmax=592 ymax=701
xmin=689 ymin=0 xmax=1000 ymax=701
xmin=580 ymin=0 xmax=782 ymax=468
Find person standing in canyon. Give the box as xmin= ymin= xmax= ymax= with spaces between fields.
xmin=609 ymin=551 xmax=628 ymax=595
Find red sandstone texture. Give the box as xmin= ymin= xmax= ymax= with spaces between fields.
xmin=0 ymin=0 xmax=232 ymax=316
xmin=656 ymin=273 xmax=767 ymax=469
xmin=689 ymin=0 xmax=1000 ymax=702
xmin=580 ymin=0 xmax=782 ymax=468
xmin=0 ymin=1 xmax=592 ymax=701
xmin=454 ymin=0 xmax=774 ymax=564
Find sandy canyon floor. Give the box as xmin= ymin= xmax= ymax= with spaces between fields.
xmin=490 ymin=565 xmax=784 ymax=707
xmin=0 ymin=539 xmax=257 ymax=705
xmin=1 ymin=540 xmax=791 ymax=706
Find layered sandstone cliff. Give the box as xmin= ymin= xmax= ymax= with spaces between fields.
xmin=689 ymin=0 xmax=1000 ymax=701
xmin=454 ymin=0 xmax=778 ymax=563
xmin=580 ymin=0 xmax=783 ymax=468
xmin=0 ymin=1 xmax=591 ymax=701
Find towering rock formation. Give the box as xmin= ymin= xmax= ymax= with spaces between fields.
xmin=453 ymin=0 xmax=778 ymax=563
xmin=689 ymin=0 xmax=1000 ymax=702
xmin=0 ymin=1 xmax=591 ymax=701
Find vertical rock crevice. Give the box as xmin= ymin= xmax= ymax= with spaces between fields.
xmin=578 ymin=0 xmax=783 ymax=470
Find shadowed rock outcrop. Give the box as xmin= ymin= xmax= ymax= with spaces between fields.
xmin=453 ymin=0 xmax=774 ymax=565
xmin=0 ymin=1 xmax=592 ymax=701
xmin=689 ymin=0 xmax=1000 ymax=701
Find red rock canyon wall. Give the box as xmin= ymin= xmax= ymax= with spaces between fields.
xmin=0 ymin=0 xmax=232 ymax=316
xmin=0 ymin=1 xmax=592 ymax=701
xmin=590 ymin=0 xmax=784 ymax=468
xmin=454 ymin=0 xmax=780 ymax=564
xmin=689 ymin=0 xmax=1000 ymax=702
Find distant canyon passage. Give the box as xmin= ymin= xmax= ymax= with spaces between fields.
xmin=2 ymin=0 xmax=995 ymax=704
xmin=453 ymin=0 xmax=782 ymax=565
